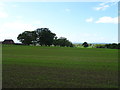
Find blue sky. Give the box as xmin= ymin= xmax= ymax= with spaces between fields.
xmin=0 ymin=1 xmax=118 ymax=43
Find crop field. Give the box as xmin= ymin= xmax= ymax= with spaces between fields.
xmin=2 ymin=45 xmax=118 ymax=88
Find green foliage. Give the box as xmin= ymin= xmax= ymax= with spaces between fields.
xmin=118 ymin=43 xmax=120 ymax=49
xmin=94 ymin=44 xmax=106 ymax=48
xmin=36 ymin=28 xmax=56 ymax=46
xmin=17 ymin=31 xmax=37 ymax=45
xmin=17 ymin=28 xmax=73 ymax=47
xmin=53 ymin=37 xmax=73 ymax=47
xmin=93 ymin=43 xmax=120 ymax=49
xmin=82 ymin=42 xmax=89 ymax=48
xmin=105 ymin=43 xmax=120 ymax=49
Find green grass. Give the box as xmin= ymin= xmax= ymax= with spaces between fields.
xmin=2 ymin=45 xmax=118 ymax=88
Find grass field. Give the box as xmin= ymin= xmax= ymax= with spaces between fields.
xmin=2 ymin=45 xmax=118 ymax=88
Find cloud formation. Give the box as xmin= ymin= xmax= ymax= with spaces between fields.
xmin=0 ymin=21 xmax=38 ymax=42
xmin=94 ymin=5 xmax=109 ymax=11
xmin=94 ymin=0 xmax=119 ymax=11
xmin=86 ymin=17 xmax=93 ymax=22
xmin=0 ymin=11 xmax=8 ymax=18
xmin=0 ymin=2 xmax=9 ymax=18
xmin=86 ymin=16 xmax=118 ymax=24
xmin=95 ymin=16 xmax=118 ymax=24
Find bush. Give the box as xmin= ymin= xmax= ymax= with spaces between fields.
xmin=94 ymin=44 xmax=106 ymax=48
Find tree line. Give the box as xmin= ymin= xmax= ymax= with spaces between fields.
xmin=95 ymin=43 xmax=120 ymax=49
xmin=17 ymin=28 xmax=73 ymax=47
xmin=81 ymin=43 xmax=120 ymax=49
xmin=74 ymin=43 xmax=120 ymax=49
xmin=17 ymin=28 xmax=119 ymax=49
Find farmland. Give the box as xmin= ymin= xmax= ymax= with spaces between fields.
xmin=2 ymin=45 xmax=118 ymax=88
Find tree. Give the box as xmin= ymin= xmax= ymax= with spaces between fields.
xmin=53 ymin=37 xmax=73 ymax=47
xmin=17 ymin=28 xmax=73 ymax=47
xmin=17 ymin=31 xmax=37 ymax=45
xmin=53 ymin=36 xmax=58 ymax=46
xmin=118 ymin=43 xmax=120 ymax=49
xmin=111 ymin=43 xmax=118 ymax=49
xmin=105 ymin=43 xmax=118 ymax=49
xmin=31 ymin=31 xmax=38 ymax=45
xmin=82 ymin=42 xmax=89 ymax=48
xmin=35 ymin=28 xmax=56 ymax=46
xmin=95 ymin=44 xmax=106 ymax=48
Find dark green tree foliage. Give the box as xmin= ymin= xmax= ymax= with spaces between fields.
xmin=53 ymin=36 xmax=58 ymax=46
xmin=110 ymin=43 xmax=118 ymax=49
xmin=118 ymin=43 xmax=120 ymax=49
xmin=36 ymin=28 xmax=56 ymax=46
xmin=94 ymin=43 xmax=120 ymax=49
xmin=17 ymin=28 xmax=73 ymax=46
xmin=95 ymin=44 xmax=106 ymax=48
xmin=31 ymin=31 xmax=38 ymax=45
xmin=17 ymin=31 xmax=37 ymax=45
xmin=82 ymin=42 xmax=89 ymax=48
xmin=105 ymin=43 xmax=120 ymax=49
xmin=53 ymin=37 xmax=73 ymax=47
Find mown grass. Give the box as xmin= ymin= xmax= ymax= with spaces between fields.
xmin=2 ymin=45 xmax=118 ymax=88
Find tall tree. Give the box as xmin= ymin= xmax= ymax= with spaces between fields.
xmin=35 ymin=28 xmax=56 ymax=46
xmin=17 ymin=31 xmax=36 ymax=45
xmin=17 ymin=28 xmax=73 ymax=47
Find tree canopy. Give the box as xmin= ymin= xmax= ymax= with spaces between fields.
xmin=17 ymin=31 xmax=36 ymax=45
xmin=82 ymin=42 xmax=89 ymax=48
xmin=53 ymin=37 xmax=73 ymax=47
xmin=36 ymin=28 xmax=56 ymax=46
xmin=17 ymin=28 xmax=73 ymax=47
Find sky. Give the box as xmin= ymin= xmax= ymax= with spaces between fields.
xmin=0 ymin=1 xmax=119 ymax=43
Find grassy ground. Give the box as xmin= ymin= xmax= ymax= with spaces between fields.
xmin=2 ymin=45 xmax=118 ymax=88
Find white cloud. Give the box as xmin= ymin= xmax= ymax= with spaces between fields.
xmin=1 ymin=21 xmax=37 ymax=32
xmin=94 ymin=0 xmax=119 ymax=11
xmin=0 ymin=2 xmax=5 ymax=8
xmin=0 ymin=2 xmax=5 ymax=12
xmin=0 ymin=2 xmax=9 ymax=18
xmin=86 ymin=17 xmax=93 ymax=22
xmin=99 ymin=3 xmax=106 ymax=6
xmin=15 ymin=16 xmax=23 ymax=19
xmin=95 ymin=16 xmax=118 ymax=24
xmin=94 ymin=5 xmax=109 ymax=11
xmin=0 ymin=33 xmax=19 ymax=42
xmin=0 ymin=11 xmax=8 ymax=18
xmin=0 ymin=21 xmax=38 ymax=42
xmin=12 ymin=5 xmax=18 ymax=7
